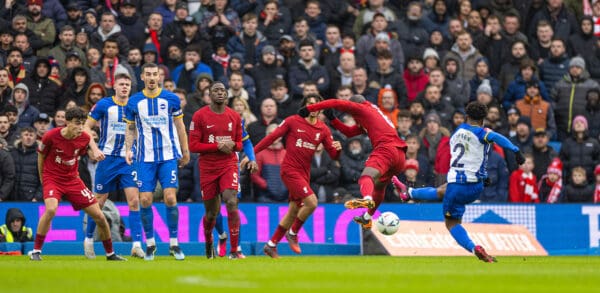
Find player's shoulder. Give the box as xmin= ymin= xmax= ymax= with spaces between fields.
xmin=45 ymin=127 xmax=61 ymax=139
xmin=128 ymin=92 xmax=144 ymax=104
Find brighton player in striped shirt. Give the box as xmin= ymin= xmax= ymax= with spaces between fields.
xmin=392 ymin=102 xmax=525 ymax=262
xmin=124 ymin=63 xmax=190 ymax=261
xmin=260 ymin=94 xmax=342 ymax=258
xmin=82 ymin=69 xmax=145 ymax=259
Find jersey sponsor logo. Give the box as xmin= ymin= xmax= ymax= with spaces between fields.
xmin=110 ymin=121 xmax=127 ymax=134
xmin=295 ymin=138 xmax=316 ymax=150
xmin=55 ymin=156 xmax=77 ymax=166
xmin=143 ymin=115 xmax=168 ymax=128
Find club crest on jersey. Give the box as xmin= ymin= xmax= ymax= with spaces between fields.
xmin=96 ymin=184 xmax=103 ymax=191
xmin=315 ymin=133 xmax=320 ymax=141
xmin=208 ymin=134 xmax=215 ymax=143
xmin=160 ymin=103 xmax=166 ymax=110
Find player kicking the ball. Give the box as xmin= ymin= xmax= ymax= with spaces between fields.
xmin=260 ymin=94 xmax=341 ymax=258
xmin=83 ymin=69 xmax=145 ymax=259
xmin=298 ymin=94 xmax=405 ymax=230
xmin=30 ymin=107 xmax=126 ymax=261
xmin=392 ymin=102 xmax=525 ymax=262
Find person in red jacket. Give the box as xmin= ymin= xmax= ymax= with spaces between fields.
xmin=509 ymin=153 xmax=540 ymax=203
xmin=403 ymin=55 xmax=429 ymax=103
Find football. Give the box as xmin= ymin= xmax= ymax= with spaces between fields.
xmin=376 ymin=212 xmax=400 ymax=235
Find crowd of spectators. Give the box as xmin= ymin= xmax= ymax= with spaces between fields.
xmin=1 ymin=0 xmax=600 ymax=204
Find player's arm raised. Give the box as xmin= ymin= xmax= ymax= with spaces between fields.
xmin=83 ymin=117 xmax=105 ymax=161
xmin=322 ymin=128 xmax=342 ymax=160
xmin=253 ymin=120 xmax=289 ymax=154
xmin=174 ymin=117 xmax=190 ymax=167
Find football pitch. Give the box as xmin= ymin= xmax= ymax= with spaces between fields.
xmin=2 ymin=255 xmax=599 ymax=292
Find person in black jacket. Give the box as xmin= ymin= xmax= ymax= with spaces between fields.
xmin=339 ymin=136 xmax=369 ymax=198
xmin=21 ymin=58 xmax=61 ymax=116
xmin=10 ymin=127 xmax=41 ymax=202
xmin=0 ymin=137 xmax=14 ymax=201
xmin=310 ymin=144 xmax=341 ymax=203
xmin=559 ymin=115 xmax=600 ymax=184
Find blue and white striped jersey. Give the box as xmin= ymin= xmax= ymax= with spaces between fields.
xmin=125 ymin=88 xmax=183 ymax=162
xmin=89 ymin=96 xmax=128 ymax=157
xmin=447 ymin=123 xmax=491 ymax=184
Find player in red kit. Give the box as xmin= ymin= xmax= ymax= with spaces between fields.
xmin=259 ymin=94 xmax=342 ymax=258
xmin=298 ymin=94 xmax=407 ymax=229
xmin=189 ymin=82 xmax=246 ymax=259
xmin=29 ymin=107 xmax=125 ymax=261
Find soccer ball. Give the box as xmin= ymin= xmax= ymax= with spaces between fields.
xmin=375 ymin=212 xmax=400 ymax=235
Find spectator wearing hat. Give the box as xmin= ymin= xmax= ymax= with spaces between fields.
xmin=10 ymin=126 xmax=40 ymax=201
xmin=421 ymin=0 xmax=450 ymax=37
xmin=360 ymin=29 xmax=404 ymax=74
xmin=551 ymin=56 xmax=600 ymax=140
xmin=183 ymin=73 xmax=213 ymax=127
xmin=13 ymin=33 xmax=37 ymax=73
xmin=0 ymin=28 xmax=14 ymax=64
xmin=396 ymin=2 xmax=428 ymax=59
xmin=25 ymin=0 xmax=56 ymax=57
xmin=22 ymin=58 xmax=61 ymax=116
xmin=250 ymin=44 xmax=287 ymax=103
xmin=479 ymin=148 xmax=509 ymax=203
xmin=531 ymin=127 xmax=559 ymax=180
xmin=48 ymin=25 xmax=87 ymax=70
xmin=32 ymin=112 xmax=50 ymax=142
xmin=539 ymin=39 xmax=570 ymax=91
xmin=227 ymin=13 xmax=267 ymax=71
xmin=288 ymin=39 xmax=329 ymax=98
xmin=419 ymin=112 xmax=451 ymax=186
xmin=64 ymin=2 xmax=84 ymax=32
xmin=537 ymin=158 xmax=564 ymax=203
xmin=584 ymin=88 xmax=600 ymax=140
xmin=258 ymin=0 xmax=290 ymax=47
xmin=403 ymin=54 xmax=429 ymax=103
xmin=118 ymin=0 xmax=146 ymax=52
xmin=468 ymin=57 xmax=500 ymax=101
xmin=81 ymin=9 xmax=98 ymax=35
xmin=503 ymin=59 xmax=550 ymax=110
xmin=505 ymin=106 xmax=521 ymax=138
xmin=10 ymin=83 xmax=39 ymax=129
xmin=559 ymin=115 xmax=600 ymax=183
xmin=515 ymin=81 xmax=557 ymax=139
xmin=162 ymin=2 xmax=190 ymax=40
xmin=352 ymin=0 xmax=396 ymax=38
xmin=475 ymin=79 xmax=495 ymax=108
xmin=398 ymin=158 xmax=427 ymax=192
xmin=506 ymin=116 xmax=534 ymax=172
xmin=0 ymin=208 xmax=33 ymax=241
xmin=422 ymin=48 xmax=440 ymax=74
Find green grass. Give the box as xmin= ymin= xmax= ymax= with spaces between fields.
xmin=2 ymin=256 xmax=600 ymax=292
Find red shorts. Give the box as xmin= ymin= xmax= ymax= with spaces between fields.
xmin=365 ymin=146 xmax=406 ymax=184
xmin=200 ymin=164 xmax=239 ymax=201
xmin=281 ymin=171 xmax=313 ymax=207
xmin=43 ymin=178 xmax=97 ymax=211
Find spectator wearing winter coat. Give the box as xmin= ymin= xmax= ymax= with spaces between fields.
xmin=21 ymin=58 xmax=61 ymax=116
xmin=584 ymin=89 xmax=600 ymax=140
xmin=567 ymin=16 xmax=597 ymax=61
xmin=0 ymin=137 xmax=14 ymax=201
xmin=515 ymin=81 xmax=557 ymax=140
xmin=252 ymin=124 xmax=288 ymax=202
xmin=497 ymin=40 xmax=529 ymax=95
xmin=419 ymin=85 xmax=455 ymax=129
xmin=11 ymin=83 xmax=40 ymax=129
xmin=250 ymin=45 xmax=287 ymax=103
xmin=227 ymin=13 xmax=268 ymax=70
xmin=528 ymin=0 xmax=578 ymax=42
xmin=48 ymin=25 xmax=87 ymax=70
xmin=421 ymin=0 xmax=450 ymax=37
xmin=257 ymin=0 xmax=291 ymax=47
xmin=288 ymin=40 xmax=329 ymax=98
xmin=339 ymin=136 xmax=369 ymax=198
xmin=171 ymin=45 xmax=213 ymax=94
xmin=531 ymin=127 xmax=559 ymax=180
xmin=539 ymin=39 xmax=570 ymax=91
xmin=89 ymin=12 xmax=130 ymax=57
xmin=503 ymin=60 xmax=550 ymax=109
xmin=468 ymin=57 xmax=500 ymax=101
xmin=367 ymin=49 xmax=407 ymax=108
xmin=360 ymin=31 xmax=405 ymax=76
xmin=551 ymin=56 xmax=600 ymax=140
xmin=480 ymin=149 xmax=509 ymax=203
xmin=442 ymin=55 xmax=470 ymax=107
xmin=442 ymin=31 xmax=483 ymax=82
xmin=10 ymin=127 xmax=41 ymax=202
xmin=562 ymin=166 xmax=594 ymax=202
xmin=538 ymin=158 xmax=564 ymax=203
xmin=404 ymin=134 xmax=433 ymax=186
xmin=310 ymin=143 xmax=341 ymax=203
xmin=352 ymin=0 xmax=396 ymax=38
xmin=403 ymin=55 xmax=429 ymax=103
xmin=559 ymin=115 xmax=600 ymax=184
xmin=419 ymin=112 xmax=450 ymax=187
xmin=117 ymin=0 xmax=146 ymax=52
xmin=177 ymin=153 xmax=201 ymax=202
xmin=396 ymin=2 xmax=428 ymax=58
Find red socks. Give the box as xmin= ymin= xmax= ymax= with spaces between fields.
xmin=34 ymin=233 xmax=46 ymax=251
xmin=227 ymin=210 xmax=240 ymax=252
xmin=358 ymin=175 xmax=375 ymax=198
xmin=368 ymin=188 xmax=385 ymax=216
xmin=102 ymin=239 xmax=114 ymax=254
xmin=290 ymin=217 xmax=305 ymax=234
xmin=270 ymin=225 xmax=287 ymax=244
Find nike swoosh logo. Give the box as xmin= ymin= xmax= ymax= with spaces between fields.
xmin=207 ymin=125 xmax=215 ymax=128
xmin=297 ymin=129 xmax=305 ymax=132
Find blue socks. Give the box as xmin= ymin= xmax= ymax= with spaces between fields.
xmin=129 ymin=210 xmax=142 ymax=243
xmin=410 ymin=187 xmax=439 ymax=201
xmin=85 ymin=217 xmax=96 ymax=239
xmin=450 ymin=224 xmax=475 ymax=252
xmin=215 ymin=212 xmax=225 ymax=235
xmin=140 ymin=206 xmax=154 ymax=239
xmin=166 ymin=205 xmax=179 ymax=239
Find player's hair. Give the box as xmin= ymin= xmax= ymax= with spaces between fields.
xmin=302 ymin=93 xmax=323 ymax=106
xmin=65 ymin=107 xmax=87 ymax=121
xmin=141 ymin=62 xmax=158 ymax=73
xmin=349 ymin=95 xmax=366 ymax=103
xmin=465 ymin=101 xmax=488 ymax=121
xmin=114 ymin=72 xmax=131 ymax=81
xmin=210 ymin=81 xmax=226 ymax=92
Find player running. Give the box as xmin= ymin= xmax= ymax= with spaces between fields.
xmin=124 ymin=63 xmax=190 ymax=261
xmin=82 ymin=69 xmax=145 ymax=259
xmin=392 ymin=102 xmax=525 ymax=262
xmin=30 ymin=107 xmax=126 ymax=261
xmin=298 ymin=94 xmax=405 ymax=229
xmin=189 ymin=82 xmax=246 ymax=259
xmin=261 ymin=94 xmax=342 ymax=258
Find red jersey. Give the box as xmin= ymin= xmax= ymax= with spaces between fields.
xmin=254 ymin=115 xmax=340 ymax=176
xmin=189 ymin=106 xmax=242 ymax=169
xmin=37 ymin=127 xmax=90 ymax=181
xmin=306 ymin=99 xmax=406 ymax=150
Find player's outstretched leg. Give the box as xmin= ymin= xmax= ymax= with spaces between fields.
xmin=344 ymin=175 xmax=376 ymax=209
xmin=215 ymin=212 xmax=228 ymax=257
xmin=391 ymin=176 xmax=410 ymax=201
